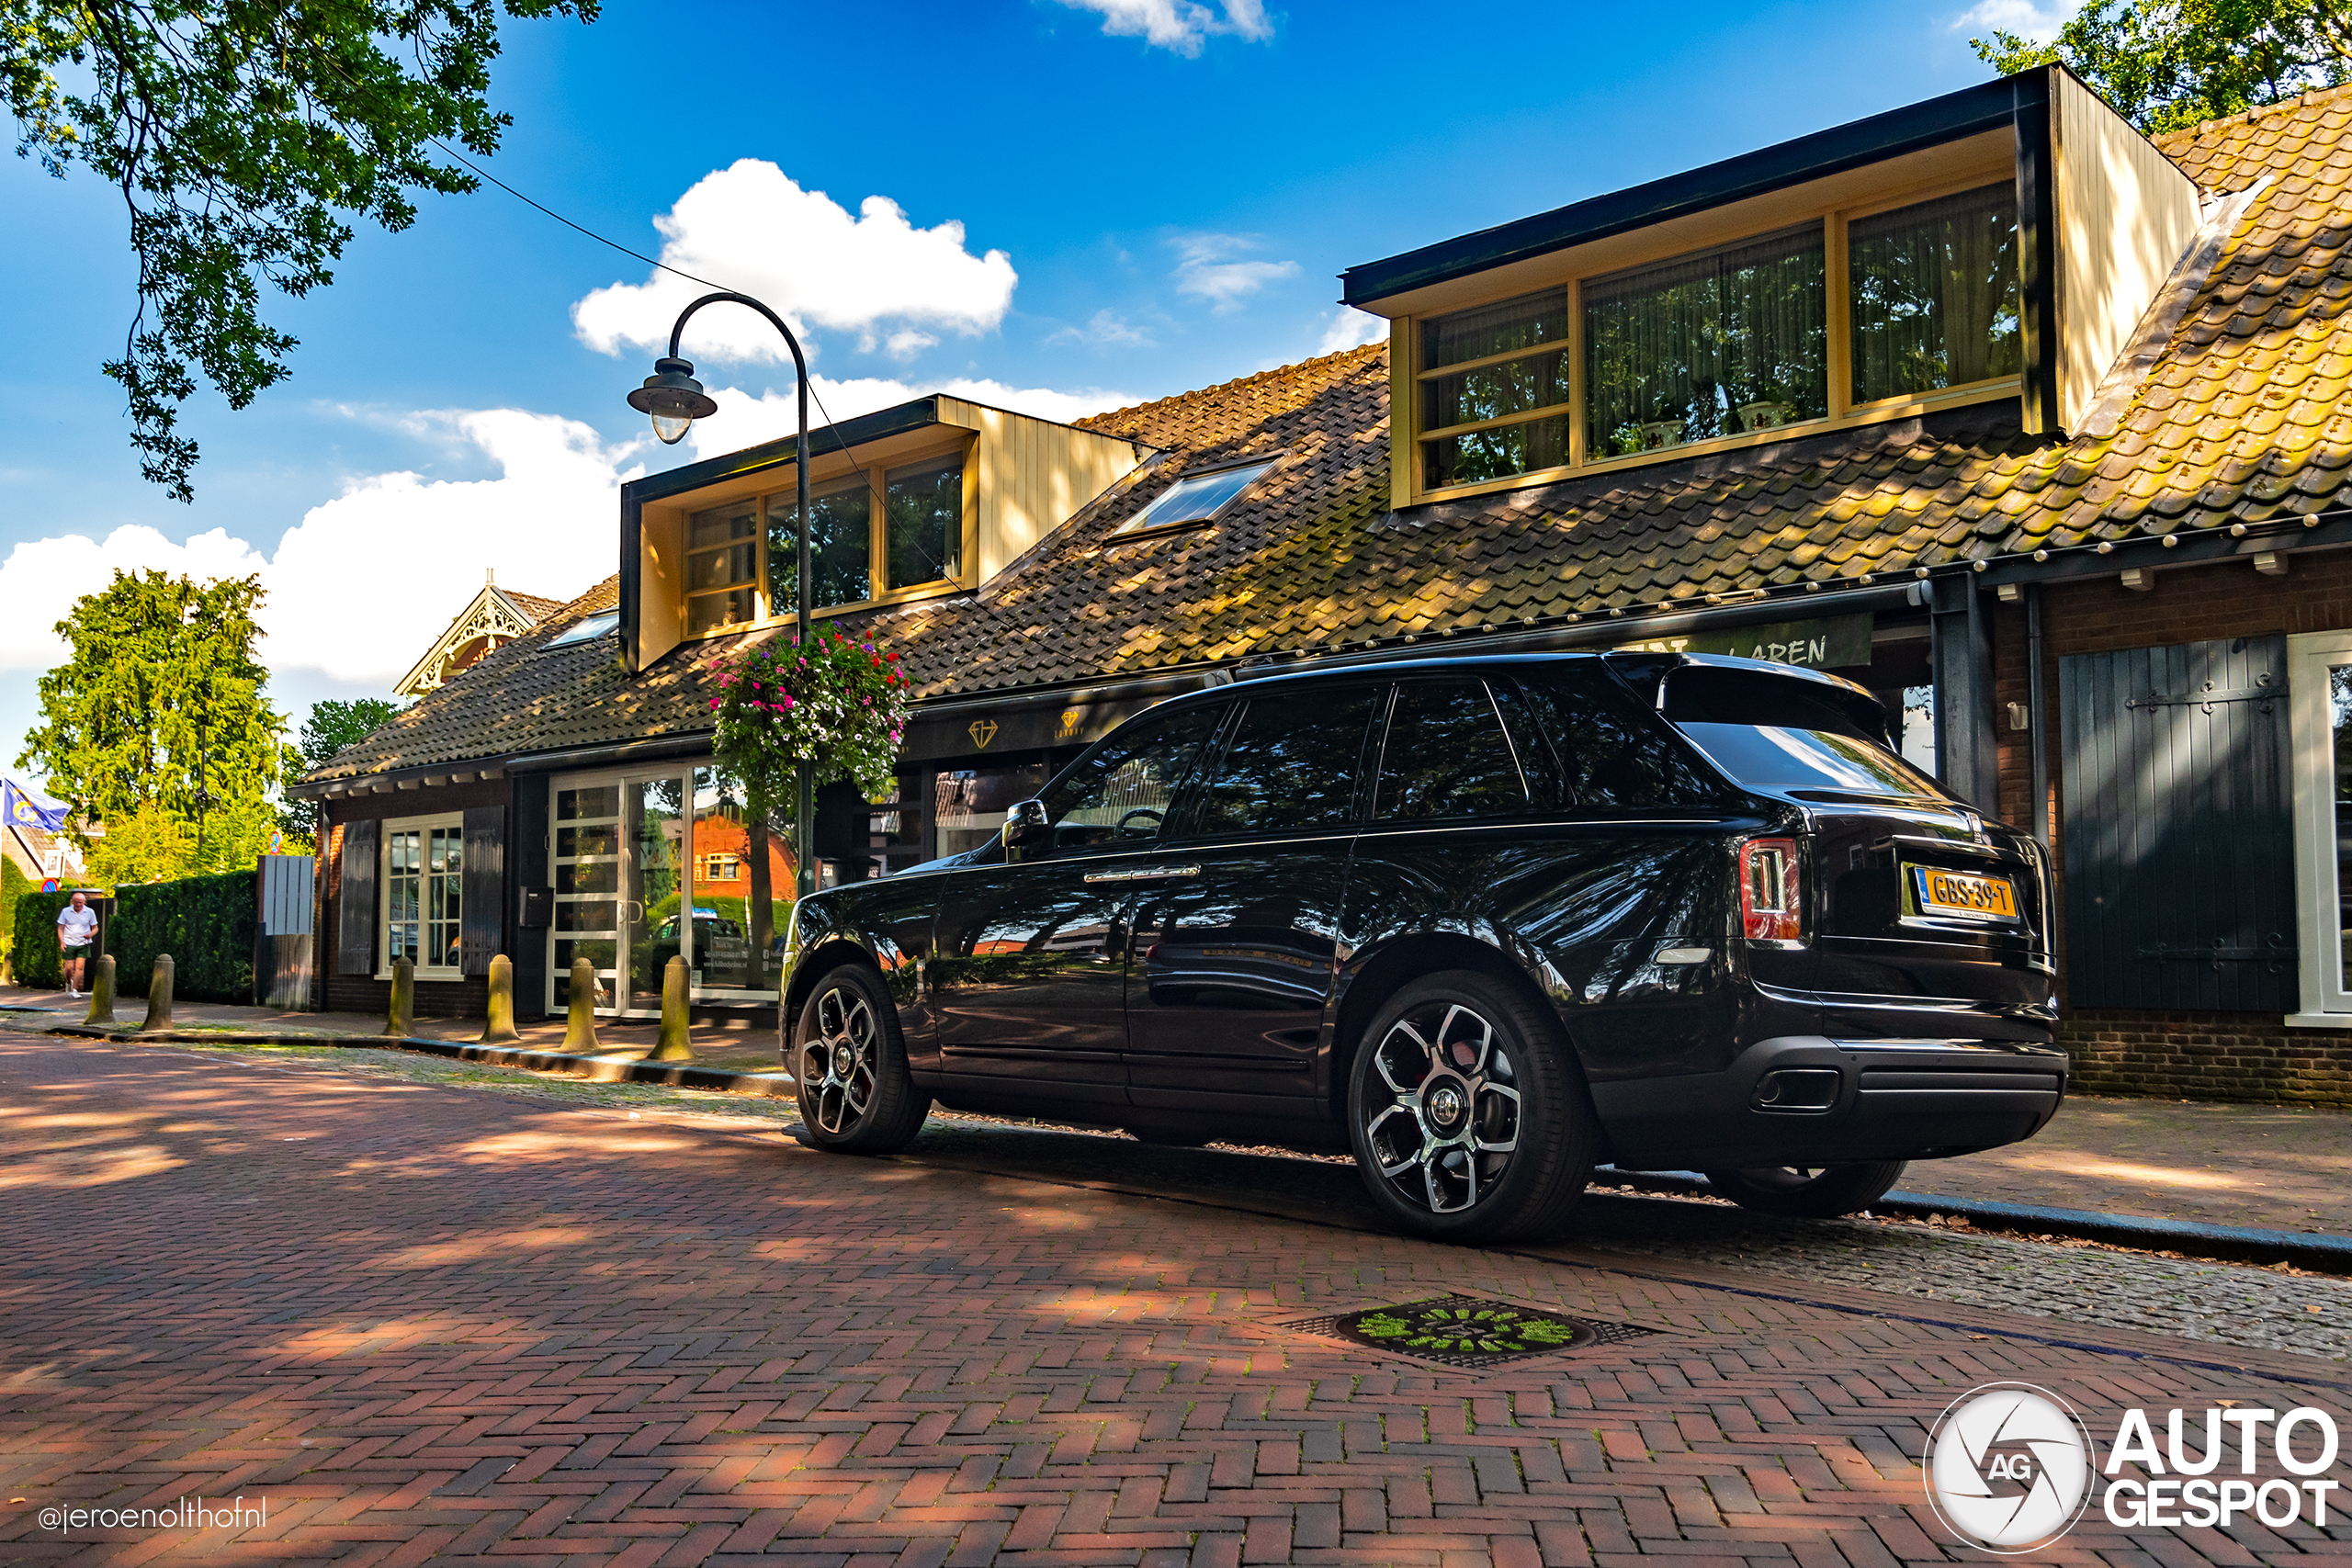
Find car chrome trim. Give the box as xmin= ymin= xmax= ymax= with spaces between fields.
xmin=1082 ymin=864 xmax=1202 ymax=884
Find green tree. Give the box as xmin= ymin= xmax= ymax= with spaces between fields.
xmin=17 ymin=570 xmax=290 ymax=879
xmin=1975 ymin=1 xmax=2352 ymax=134
xmin=281 ymin=697 xmax=401 ymax=840
xmin=5 ymin=0 xmax=599 ymax=502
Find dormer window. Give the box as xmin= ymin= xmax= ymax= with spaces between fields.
xmin=886 ymin=454 xmax=966 ymax=589
xmin=1352 ymin=66 xmax=2200 ymax=509
xmin=686 ymin=502 xmax=761 ymax=634
xmin=1118 ymin=458 xmax=1279 ymax=534
xmin=1849 ymin=183 xmax=2022 ymax=405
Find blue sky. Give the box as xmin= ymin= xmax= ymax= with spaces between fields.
xmin=0 ymin=0 xmax=2052 ymax=785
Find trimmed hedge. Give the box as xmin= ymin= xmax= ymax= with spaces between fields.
xmin=111 ymin=870 xmax=256 ymax=1003
xmin=10 ymin=889 xmax=71 ymax=990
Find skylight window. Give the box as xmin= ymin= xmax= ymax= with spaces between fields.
xmin=1117 ymin=459 xmax=1276 ymax=534
xmin=548 ymin=612 xmax=619 ymax=648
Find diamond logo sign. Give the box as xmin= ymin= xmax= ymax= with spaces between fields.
xmin=1926 ymin=1382 xmax=2096 ymax=1552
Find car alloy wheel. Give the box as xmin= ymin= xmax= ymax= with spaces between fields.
xmin=1361 ymin=1000 xmax=1525 ymax=1216
xmin=799 ymin=981 xmax=880 ymax=1136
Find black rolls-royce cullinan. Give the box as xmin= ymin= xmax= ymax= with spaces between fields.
xmin=778 ymin=652 xmax=2064 ymax=1244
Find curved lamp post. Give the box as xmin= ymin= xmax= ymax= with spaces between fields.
xmin=626 ymin=291 xmax=817 ymax=906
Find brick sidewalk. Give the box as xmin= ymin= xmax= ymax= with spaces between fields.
xmin=2 ymin=1037 xmax=2346 ymax=1565
xmin=9 ymin=981 xmax=2349 ymax=1238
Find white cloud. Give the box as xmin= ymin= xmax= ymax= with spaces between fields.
xmin=572 ymin=161 xmax=1019 ymax=366
xmin=1056 ymin=0 xmax=1272 ymax=55
xmin=1047 ymin=309 xmax=1158 ymax=349
xmin=0 ymin=410 xmax=635 ymax=709
xmin=1951 ymin=0 xmax=2063 ymax=39
xmin=685 ymin=377 xmax=1144 ymax=463
xmin=1317 ymin=306 xmax=1390 ymax=355
xmin=1172 ymin=233 xmax=1300 ymax=312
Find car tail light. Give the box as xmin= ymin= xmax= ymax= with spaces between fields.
xmin=1739 ymin=837 xmax=1803 ymax=943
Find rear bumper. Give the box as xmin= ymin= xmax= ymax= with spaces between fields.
xmin=1589 ymin=1035 xmax=2067 ymax=1170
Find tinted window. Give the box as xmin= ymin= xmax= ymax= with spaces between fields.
xmin=1661 ymin=665 xmax=1887 ymax=742
xmin=1375 ymin=681 xmax=1530 ymax=821
xmin=1674 ymin=723 xmax=1940 ymax=798
xmin=1186 ymin=686 xmax=1379 ymax=837
xmin=1506 ymin=669 xmax=1734 ymax=810
xmin=1040 ymin=704 xmax=1227 ymax=851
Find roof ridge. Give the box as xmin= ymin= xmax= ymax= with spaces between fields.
xmin=1077 ymin=342 xmax=1385 ymax=432
xmin=2156 ymin=81 xmax=2352 ymax=150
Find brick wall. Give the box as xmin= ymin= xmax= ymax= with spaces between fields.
xmin=2004 ymin=546 xmax=2352 ymax=1104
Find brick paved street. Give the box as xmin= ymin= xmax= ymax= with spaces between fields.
xmin=5 ymin=1037 xmax=2351 ymax=1566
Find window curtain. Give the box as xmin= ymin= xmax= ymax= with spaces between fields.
xmin=768 ymin=482 xmax=872 ymax=612
xmin=1583 ymin=226 xmax=1826 ymax=457
xmin=1420 ymin=288 xmax=1570 ymax=489
xmin=1849 ymin=183 xmax=2021 ymax=403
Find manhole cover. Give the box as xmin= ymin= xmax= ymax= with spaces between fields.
xmin=1283 ymin=1294 xmax=1657 ymax=1370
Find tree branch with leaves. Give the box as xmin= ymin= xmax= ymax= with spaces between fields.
xmin=3 ymin=0 xmax=598 ymax=500
xmin=1975 ymin=0 xmax=2352 ymax=134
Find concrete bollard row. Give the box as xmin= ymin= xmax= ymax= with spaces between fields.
xmin=648 ymin=954 xmax=694 ymax=1062
xmin=85 ymin=953 xmax=117 ymax=1026
xmin=561 ymin=956 xmax=601 ymax=1052
xmin=477 ymin=953 xmax=521 ymax=1045
xmin=141 ymin=953 xmax=175 ymax=1032
xmin=382 ymin=956 xmax=413 ymax=1037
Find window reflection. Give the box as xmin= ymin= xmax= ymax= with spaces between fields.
xmin=1849 ymin=183 xmax=2021 ymax=404
xmin=1375 ymin=682 xmax=1528 ymax=820
xmin=1188 ymin=688 xmax=1377 ymax=837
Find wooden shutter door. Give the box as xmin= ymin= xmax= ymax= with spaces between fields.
xmin=460 ymin=806 xmax=506 ymax=976
xmin=2058 ymin=636 xmax=2297 ymax=1010
xmin=336 ymin=819 xmax=379 ymax=976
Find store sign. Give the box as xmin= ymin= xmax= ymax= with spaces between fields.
xmin=907 ymin=697 xmax=1152 ymax=761
xmin=1617 ymin=612 xmax=1872 ymax=671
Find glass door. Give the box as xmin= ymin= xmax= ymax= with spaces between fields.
xmin=2291 ymin=632 xmax=2352 ymax=1018
xmin=553 ymin=781 xmax=622 ymax=1015
xmin=622 ymin=774 xmax=687 ymax=1016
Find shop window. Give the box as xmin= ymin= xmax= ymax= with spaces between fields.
xmin=1585 ymin=225 xmax=1827 ymax=459
xmin=383 ymin=815 xmax=463 ymax=976
xmin=934 ymin=764 xmax=1049 ymax=859
xmin=2290 ymin=633 xmax=2352 ymax=1021
xmin=886 ymin=454 xmax=964 ymax=590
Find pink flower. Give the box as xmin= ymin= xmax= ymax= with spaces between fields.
xmin=709 ymin=698 xmax=721 ymax=710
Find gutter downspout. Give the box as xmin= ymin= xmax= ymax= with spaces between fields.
xmin=2027 ymin=581 xmax=2050 ymax=847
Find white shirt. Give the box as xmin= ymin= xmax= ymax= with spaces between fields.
xmin=57 ymin=906 xmax=96 ymax=945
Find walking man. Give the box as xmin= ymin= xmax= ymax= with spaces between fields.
xmin=57 ymin=891 xmax=96 ymax=998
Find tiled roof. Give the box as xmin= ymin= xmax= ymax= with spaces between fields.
xmin=302 ymin=86 xmax=2352 ymax=786
xmin=505 ymin=591 xmax=570 ymax=622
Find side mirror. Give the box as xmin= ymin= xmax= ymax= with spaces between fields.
xmin=1001 ymin=798 xmax=1050 ymax=863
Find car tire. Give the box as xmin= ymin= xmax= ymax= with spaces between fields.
xmin=793 ymin=964 xmax=931 ymax=1155
xmin=1702 ymin=1161 xmax=1905 ymax=1218
xmin=1346 ymin=970 xmax=1597 ymax=1245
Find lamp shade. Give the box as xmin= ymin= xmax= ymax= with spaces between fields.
xmin=627 ymin=357 xmax=719 ymax=445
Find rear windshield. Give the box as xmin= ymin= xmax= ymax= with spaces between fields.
xmin=1662 ymin=666 xmax=1941 ymax=798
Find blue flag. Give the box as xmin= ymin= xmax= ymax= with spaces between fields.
xmin=2 ymin=779 xmax=68 ymax=834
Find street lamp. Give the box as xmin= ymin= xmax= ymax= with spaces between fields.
xmin=626 ymin=290 xmax=818 ymax=907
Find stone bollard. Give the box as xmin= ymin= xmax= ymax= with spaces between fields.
xmin=141 ymin=953 xmax=175 ymax=1032
xmin=383 ymin=956 xmax=414 ymax=1037
xmin=477 ymin=953 xmax=521 ymax=1044
xmin=648 ymin=954 xmax=694 ymax=1061
xmin=561 ymin=957 xmax=602 ymax=1052
xmin=85 ymin=954 xmax=117 ymax=1026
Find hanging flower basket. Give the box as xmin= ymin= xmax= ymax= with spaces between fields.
xmin=708 ymin=629 xmax=911 ymax=810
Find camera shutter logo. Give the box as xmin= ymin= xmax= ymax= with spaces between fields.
xmin=1925 ymin=1382 xmax=2095 ymax=1552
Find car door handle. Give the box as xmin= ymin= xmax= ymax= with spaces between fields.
xmin=1083 ymin=864 xmax=1201 ymax=885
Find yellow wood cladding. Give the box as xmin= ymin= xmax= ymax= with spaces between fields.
xmin=633 ymin=400 xmax=1147 ymax=662
xmin=2052 ymin=69 xmax=2202 ymax=435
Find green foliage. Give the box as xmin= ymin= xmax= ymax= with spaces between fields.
xmin=10 ymin=890 xmax=72 ymax=990
xmin=282 ymin=697 xmax=401 ymax=839
xmin=109 ymin=869 xmax=256 ymax=1002
xmin=1974 ymin=1 xmax=2352 ymax=133
xmin=709 ymin=632 xmax=911 ymax=823
xmin=18 ymin=570 xmax=289 ymax=880
xmin=0 ymin=857 xmax=28 ymax=978
xmin=4 ymin=0 xmax=599 ymax=500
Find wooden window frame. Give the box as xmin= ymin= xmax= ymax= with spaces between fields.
xmin=2288 ymin=630 xmax=2352 ymax=1023
xmin=379 ymin=811 xmax=464 ymax=981
xmin=1399 ymin=171 xmax=2026 ymax=507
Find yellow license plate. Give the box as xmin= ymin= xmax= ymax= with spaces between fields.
xmin=1907 ymin=865 xmax=2018 ymax=921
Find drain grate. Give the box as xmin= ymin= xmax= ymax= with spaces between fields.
xmin=1283 ymin=1294 xmax=1658 ymax=1370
